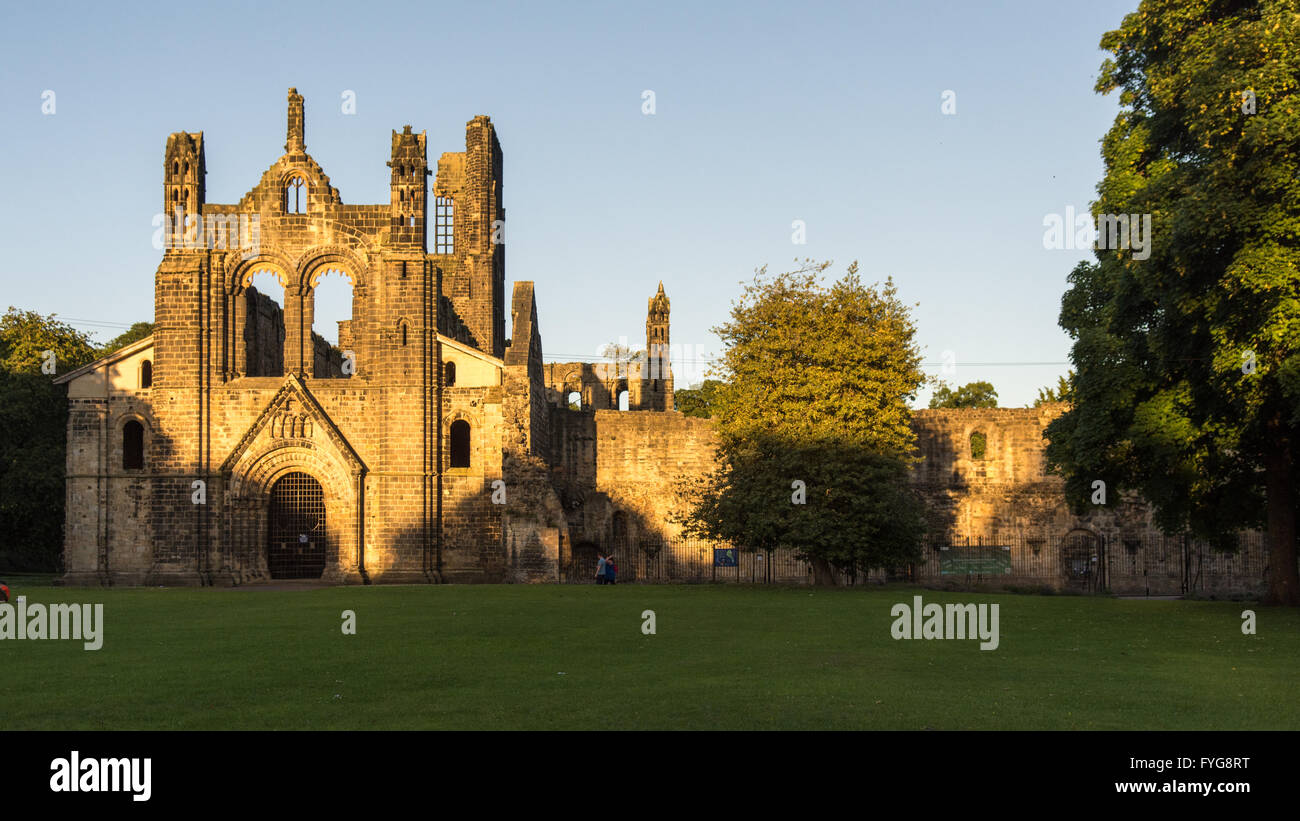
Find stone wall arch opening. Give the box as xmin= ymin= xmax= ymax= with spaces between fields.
xmin=267 ymin=471 xmax=327 ymax=579
xmin=449 ymin=419 xmax=471 ymax=468
xmin=1061 ymin=527 xmax=1102 ymax=590
xmin=308 ymin=266 xmax=356 ymax=378
xmin=122 ymin=419 xmax=145 ymax=470
xmin=243 ymin=267 xmax=287 ymax=377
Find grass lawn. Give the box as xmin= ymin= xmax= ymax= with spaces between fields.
xmin=1 ymin=583 xmax=1296 ymax=730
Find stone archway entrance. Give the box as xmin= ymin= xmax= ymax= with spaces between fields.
xmin=267 ymin=471 xmax=326 ymax=579
xmin=1061 ymin=528 xmax=1103 ymax=592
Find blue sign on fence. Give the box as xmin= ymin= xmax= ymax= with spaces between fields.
xmin=714 ymin=548 xmax=738 ymax=567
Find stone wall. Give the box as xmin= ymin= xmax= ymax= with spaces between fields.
xmin=549 ymin=408 xmax=718 ymax=553
xmin=910 ymin=404 xmax=1156 ymax=541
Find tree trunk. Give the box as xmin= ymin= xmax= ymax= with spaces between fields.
xmin=810 ymin=555 xmax=838 ymax=586
xmin=1264 ymin=437 xmax=1300 ymax=606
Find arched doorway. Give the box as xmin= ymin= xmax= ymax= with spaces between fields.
xmin=267 ymin=471 xmax=327 ymax=579
xmin=1061 ymin=528 xmax=1103 ymax=592
xmin=570 ymin=540 xmax=601 ymax=584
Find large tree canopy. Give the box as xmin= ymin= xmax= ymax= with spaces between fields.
xmin=676 ymin=260 xmax=928 ymax=583
xmin=1045 ymin=1 xmax=1300 ymax=604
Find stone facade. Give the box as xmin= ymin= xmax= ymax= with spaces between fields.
xmin=60 ymin=90 xmax=541 ymax=585
xmin=58 ymin=88 xmax=1187 ymax=588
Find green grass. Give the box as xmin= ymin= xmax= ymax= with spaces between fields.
xmin=2 ymin=584 xmax=1296 ymax=730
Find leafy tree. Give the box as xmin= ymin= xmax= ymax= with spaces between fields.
xmin=98 ymin=321 xmax=153 ymax=355
xmin=0 ymin=308 xmax=99 ymax=571
xmin=1044 ymin=2 xmax=1300 ymax=604
xmin=1033 ymin=372 xmax=1075 ymax=407
xmin=0 ymin=307 xmax=97 ymax=374
xmin=676 ymin=260 xmax=928 ymax=583
xmin=929 ymin=380 xmax=998 ymax=409
xmin=674 ymin=379 xmax=724 ymax=418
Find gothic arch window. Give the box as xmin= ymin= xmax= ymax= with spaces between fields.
xmin=444 ymin=361 xmax=456 ymax=387
xmin=450 ymin=420 xmax=471 ymax=468
xmin=617 ymin=389 xmax=629 ymax=411
xmin=172 ymin=161 xmax=179 ymax=176
xmin=123 ymin=420 xmax=144 ymax=470
xmin=567 ymin=390 xmax=582 ymax=410
xmin=286 ymin=175 xmax=307 ymax=214
xmin=970 ymin=431 xmax=988 ymax=460
xmin=140 ymin=360 xmax=153 ymax=389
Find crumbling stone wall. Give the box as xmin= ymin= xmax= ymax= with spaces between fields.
xmin=910 ymin=404 xmax=1156 ymax=541
xmin=550 ymin=408 xmax=718 ymax=554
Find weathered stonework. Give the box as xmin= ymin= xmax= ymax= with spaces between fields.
xmin=60 ymin=90 xmax=540 ymax=585
xmin=60 ymin=88 xmax=1236 ymax=590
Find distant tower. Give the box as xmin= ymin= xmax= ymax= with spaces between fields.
xmin=389 ymin=125 xmax=429 ymax=248
xmin=163 ymin=131 xmax=205 ymax=250
xmin=645 ymin=282 xmax=673 ymax=411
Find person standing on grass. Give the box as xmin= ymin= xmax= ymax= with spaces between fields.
xmin=595 ymin=552 xmax=607 ymax=585
xmin=605 ymin=555 xmax=618 ymax=585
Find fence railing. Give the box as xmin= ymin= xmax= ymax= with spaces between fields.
xmin=562 ymin=531 xmax=1277 ymax=595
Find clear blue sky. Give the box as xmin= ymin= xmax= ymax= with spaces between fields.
xmin=0 ymin=0 xmax=1137 ymax=406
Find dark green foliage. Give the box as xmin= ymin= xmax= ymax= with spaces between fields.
xmin=1044 ymin=1 xmax=1300 ymax=604
xmin=98 ymin=321 xmax=154 ymax=355
xmin=0 ymin=308 xmax=99 ymax=571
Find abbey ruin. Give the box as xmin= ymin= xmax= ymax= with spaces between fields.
xmin=57 ymin=89 xmax=1234 ymax=589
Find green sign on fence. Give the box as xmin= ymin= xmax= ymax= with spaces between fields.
xmin=939 ymin=546 xmax=1011 ymax=575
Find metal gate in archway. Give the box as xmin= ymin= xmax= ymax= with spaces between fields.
xmin=267 ymin=471 xmax=326 ymax=579
xmin=1061 ymin=529 xmax=1106 ymax=592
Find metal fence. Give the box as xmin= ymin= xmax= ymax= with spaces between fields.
xmin=562 ymin=531 xmax=1276 ymax=595
xmin=565 ymin=539 xmax=814 ymax=585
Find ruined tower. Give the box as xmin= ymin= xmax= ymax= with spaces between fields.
xmin=389 ymin=125 xmax=429 ymax=248
xmin=643 ymin=282 xmax=673 ymax=411
xmin=163 ymin=131 xmax=205 ymax=249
